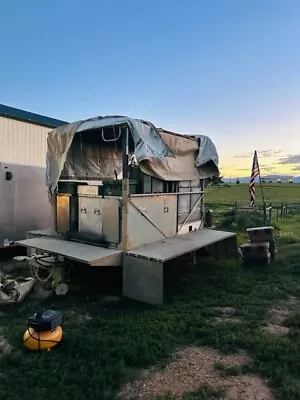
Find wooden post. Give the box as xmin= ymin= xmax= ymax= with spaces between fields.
xmin=262 ymin=203 xmax=266 ymax=226
xmin=234 ymin=202 xmax=238 ymax=225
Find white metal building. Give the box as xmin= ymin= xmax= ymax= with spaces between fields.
xmin=0 ymin=104 xmax=67 ymax=167
xmin=0 ymin=104 xmax=67 ymax=247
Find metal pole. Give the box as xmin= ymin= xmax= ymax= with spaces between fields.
xmin=121 ymin=126 xmax=129 ymax=251
xmin=256 ymin=151 xmax=267 ymax=225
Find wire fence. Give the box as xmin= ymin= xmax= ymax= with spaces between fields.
xmin=205 ymin=202 xmax=300 ymax=231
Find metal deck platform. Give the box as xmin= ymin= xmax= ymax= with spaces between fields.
xmin=128 ymin=229 xmax=236 ymax=262
xmin=123 ymin=228 xmax=237 ymax=305
xmin=16 ymin=228 xmax=237 ymax=305
xmin=15 ymin=237 xmax=122 ymax=267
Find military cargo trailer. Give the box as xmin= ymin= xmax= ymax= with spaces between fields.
xmin=16 ymin=116 xmax=237 ymax=304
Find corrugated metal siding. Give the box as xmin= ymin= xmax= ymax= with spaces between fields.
xmin=0 ymin=116 xmax=51 ymax=167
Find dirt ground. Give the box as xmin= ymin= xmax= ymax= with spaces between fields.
xmin=118 ymin=346 xmax=274 ymax=400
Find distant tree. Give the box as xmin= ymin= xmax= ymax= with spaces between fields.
xmin=207 ymin=175 xmax=223 ymax=186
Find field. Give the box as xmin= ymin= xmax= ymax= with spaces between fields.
xmin=0 ymin=186 xmax=300 ymax=400
xmin=205 ymin=183 xmax=300 ymax=204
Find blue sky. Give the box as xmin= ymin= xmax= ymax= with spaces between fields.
xmin=1 ymin=0 xmax=300 ymax=176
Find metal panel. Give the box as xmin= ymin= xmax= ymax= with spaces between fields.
xmin=151 ymin=178 xmax=163 ymax=193
xmin=123 ymin=255 xmax=163 ymax=305
xmin=0 ymin=163 xmax=51 ymax=247
xmin=128 ymin=229 xmax=236 ymax=262
xmin=0 ymin=164 xmax=15 ymax=246
xmin=16 ymin=237 xmax=123 ymax=266
xmin=143 ymin=174 xmax=152 ymax=193
xmin=102 ymin=198 xmax=120 ymax=244
xmin=78 ymin=196 xmax=103 ymax=239
xmin=77 ymin=185 xmax=99 ymax=195
xmin=56 ymin=195 xmax=70 ymax=234
xmin=127 ymin=195 xmax=177 ymax=249
xmin=0 ymin=116 xmax=50 ymax=167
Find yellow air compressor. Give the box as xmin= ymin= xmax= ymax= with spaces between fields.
xmin=23 ymin=309 xmax=63 ymax=351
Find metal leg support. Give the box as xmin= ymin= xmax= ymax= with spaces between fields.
xmin=123 ymin=254 xmax=163 ymax=305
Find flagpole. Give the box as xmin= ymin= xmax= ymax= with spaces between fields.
xmin=255 ymin=150 xmax=267 ymax=224
xmin=256 ymin=151 xmax=265 ymax=204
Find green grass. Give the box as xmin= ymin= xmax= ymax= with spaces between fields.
xmin=204 ymin=183 xmax=300 ymax=232
xmin=205 ymin=183 xmax=300 ymax=204
xmin=0 ymin=214 xmax=300 ymax=399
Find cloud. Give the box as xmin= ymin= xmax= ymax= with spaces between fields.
xmin=291 ymin=165 xmax=300 ymax=172
xmin=259 ymin=150 xmax=284 ymax=158
xmin=234 ymin=149 xmax=284 ymax=159
xmin=234 ymin=165 xmax=272 ymax=171
xmin=279 ymin=154 xmax=300 ymax=165
xmin=234 ymin=152 xmax=255 ymax=159
xmin=259 ymin=164 xmax=273 ymax=169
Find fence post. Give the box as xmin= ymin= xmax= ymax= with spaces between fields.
xmin=234 ymin=202 xmax=238 ymax=226
xmin=263 ymin=202 xmax=267 ymax=226
xmin=280 ymin=203 xmax=284 ymax=219
xmin=269 ymin=202 xmax=272 ymax=224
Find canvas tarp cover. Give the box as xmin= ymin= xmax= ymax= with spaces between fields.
xmin=45 ymin=116 xmax=219 ymax=194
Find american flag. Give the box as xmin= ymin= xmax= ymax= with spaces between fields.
xmin=249 ymin=151 xmax=260 ymax=207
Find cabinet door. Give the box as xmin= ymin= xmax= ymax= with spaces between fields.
xmin=78 ymin=197 xmax=103 ymax=240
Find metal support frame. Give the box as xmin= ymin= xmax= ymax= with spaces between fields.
xmin=121 ymin=126 xmax=129 ymax=251
xmin=129 ymin=190 xmax=204 ymax=197
xmin=177 ymin=192 xmax=204 ymax=233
